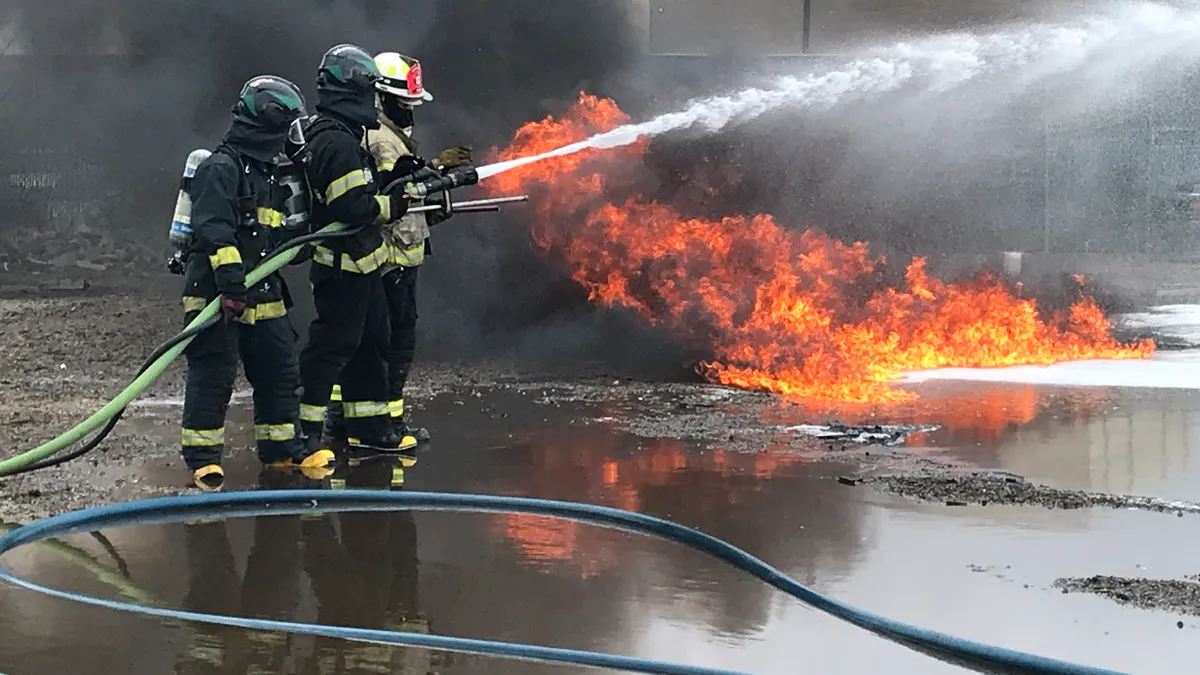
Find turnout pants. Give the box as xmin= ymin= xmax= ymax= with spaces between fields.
xmin=180 ymin=314 xmax=307 ymax=470
xmin=384 ymin=265 xmax=419 ymax=420
xmin=299 ymin=267 xmax=392 ymax=438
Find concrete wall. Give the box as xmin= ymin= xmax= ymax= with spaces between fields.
xmin=634 ymin=0 xmax=1089 ymax=55
xmin=925 ymin=252 xmax=1200 ymax=306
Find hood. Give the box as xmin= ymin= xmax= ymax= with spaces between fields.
xmin=222 ymin=112 xmax=289 ymax=164
xmin=316 ymin=88 xmax=380 ymax=136
xmin=379 ymin=113 xmax=414 ymax=143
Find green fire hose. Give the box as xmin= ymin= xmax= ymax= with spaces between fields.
xmin=0 ymin=224 xmax=347 ymax=477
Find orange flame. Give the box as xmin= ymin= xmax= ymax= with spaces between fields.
xmin=486 ymin=93 xmax=1154 ymax=403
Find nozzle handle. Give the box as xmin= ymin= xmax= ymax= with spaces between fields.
xmin=382 ymin=166 xmax=439 ymax=196
xmin=407 ymin=166 xmax=480 ymax=198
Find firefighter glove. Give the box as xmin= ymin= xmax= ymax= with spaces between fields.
xmin=386 ymin=192 xmax=412 ymax=221
xmin=434 ymin=146 xmax=473 ymax=170
xmin=426 ymin=205 xmax=452 ymax=227
xmin=220 ymin=294 xmax=246 ymax=321
xmin=425 ymin=195 xmax=452 ymax=226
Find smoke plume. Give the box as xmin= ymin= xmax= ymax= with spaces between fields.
xmin=3 ymin=1 xmax=1195 ymax=376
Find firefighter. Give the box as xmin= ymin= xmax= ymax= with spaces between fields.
xmin=322 ymin=52 xmax=473 ymax=449
xmin=297 ymin=44 xmax=414 ymax=456
xmin=180 ymin=75 xmax=334 ymax=492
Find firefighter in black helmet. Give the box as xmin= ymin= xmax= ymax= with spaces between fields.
xmin=321 ymin=52 xmax=472 ymax=449
xmin=179 ymin=76 xmax=334 ymax=492
xmin=296 ymin=44 xmax=414 ymax=456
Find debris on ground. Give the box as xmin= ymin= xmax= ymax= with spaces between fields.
xmin=1054 ymin=575 xmax=1200 ymax=616
xmin=865 ymin=472 xmax=1200 ymax=515
xmin=783 ymin=423 xmax=939 ymax=446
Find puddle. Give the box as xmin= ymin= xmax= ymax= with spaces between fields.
xmin=9 ymin=316 xmax=1200 ymax=675
xmin=2 ymin=382 xmax=1199 ymax=675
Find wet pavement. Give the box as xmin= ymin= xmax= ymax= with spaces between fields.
xmin=3 ymin=370 xmax=1200 ymax=675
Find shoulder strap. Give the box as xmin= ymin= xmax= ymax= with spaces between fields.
xmin=212 ymin=145 xmax=250 ymax=199
xmin=306 ymin=115 xmax=354 ymax=139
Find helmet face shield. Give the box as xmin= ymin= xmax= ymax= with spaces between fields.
xmin=287 ymin=117 xmax=306 ymax=147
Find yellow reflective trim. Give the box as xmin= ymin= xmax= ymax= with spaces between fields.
xmin=330 ymin=384 xmax=342 ymax=402
xmin=182 ymin=296 xmax=207 ymax=312
xmin=257 ymin=207 xmax=284 ymax=228
xmin=182 ymin=428 xmax=224 ymax=447
xmin=325 ymin=169 xmax=368 ymax=204
xmin=388 ymin=399 xmax=404 ymax=418
xmin=254 ymin=423 xmax=295 ymax=442
xmin=387 ymin=241 xmax=425 ymax=267
xmin=390 ymin=466 xmax=405 ymax=487
xmin=343 ymin=401 xmax=389 ymax=418
xmin=312 ymin=242 xmax=389 ymax=274
xmin=378 ymin=159 xmax=396 ymax=172
xmin=373 ymin=195 xmax=391 ymax=224
xmin=208 ymin=246 xmax=242 ymax=269
xmin=234 ymin=300 xmax=287 ymax=326
xmin=330 ymin=478 xmax=347 ymax=490
xmin=300 ymin=404 xmax=326 ymax=423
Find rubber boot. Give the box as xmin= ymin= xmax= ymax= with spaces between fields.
xmin=265 ymin=445 xmax=336 ymax=480
xmin=192 ymin=464 xmax=225 ymax=492
xmin=394 ymin=416 xmax=430 ymax=444
xmin=347 ymin=416 xmax=417 ymax=455
xmin=323 ymin=400 xmax=348 ymax=446
xmin=300 ymin=420 xmax=327 ymax=455
xmin=390 ymin=416 xmax=423 ymax=450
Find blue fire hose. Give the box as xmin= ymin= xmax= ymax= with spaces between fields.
xmin=0 ymin=490 xmax=1128 ymax=675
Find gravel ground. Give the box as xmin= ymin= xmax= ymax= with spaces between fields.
xmin=0 ymin=282 xmax=516 ymax=522
xmin=863 ymin=472 xmax=1200 ymax=516
xmin=4 ymin=283 xmax=1197 ymax=548
xmin=1054 ymin=575 xmax=1200 ymax=618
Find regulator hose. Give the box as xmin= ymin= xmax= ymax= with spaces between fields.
xmin=0 ymin=224 xmax=357 ymax=478
xmin=0 ymin=490 xmax=1129 ymax=675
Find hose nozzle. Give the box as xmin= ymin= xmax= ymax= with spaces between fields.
xmin=405 ymin=166 xmax=479 ymax=199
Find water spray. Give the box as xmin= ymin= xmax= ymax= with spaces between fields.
xmin=475 ymin=2 xmax=1200 ymax=181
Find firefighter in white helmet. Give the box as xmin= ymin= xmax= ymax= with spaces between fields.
xmin=324 ymin=52 xmax=472 ymax=449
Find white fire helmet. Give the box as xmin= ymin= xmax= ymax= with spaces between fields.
xmin=374 ymin=52 xmax=433 ymax=106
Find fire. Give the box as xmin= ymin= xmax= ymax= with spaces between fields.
xmin=487 ymin=93 xmax=1155 ymax=403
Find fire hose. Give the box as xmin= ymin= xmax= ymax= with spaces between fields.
xmin=0 ymin=223 xmax=358 ymax=478
xmin=0 ymin=490 xmax=1127 ymax=675
xmin=0 ymin=171 xmax=526 ymax=478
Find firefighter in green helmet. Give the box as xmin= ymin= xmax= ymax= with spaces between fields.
xmin=178 ymin=75 xmax=334 ymax=491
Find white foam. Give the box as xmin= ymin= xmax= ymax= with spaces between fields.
xmin=900 ymin=354 xmax=1200 ymax=390
xmin=1116 ymin=304 xmax=1200 ymax=343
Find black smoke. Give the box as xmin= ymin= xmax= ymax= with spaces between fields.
xmin=4 ymin=2 xmax=1179 ymax=375
xmin=0 ymin=1 xmax=703 ymax=377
